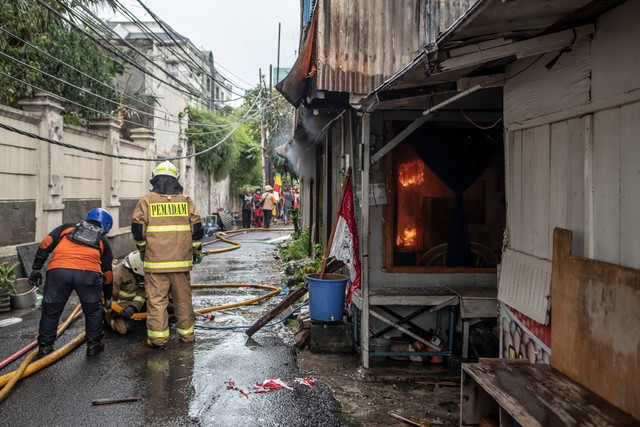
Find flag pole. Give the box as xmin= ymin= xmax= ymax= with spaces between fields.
xmin=319 ymin=167 xmax=352 ymax=279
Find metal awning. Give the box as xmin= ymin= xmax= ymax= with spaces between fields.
xmin=360 ymin=0 xmax=625 ymax=113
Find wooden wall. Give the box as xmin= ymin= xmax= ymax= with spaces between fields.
xmin=551 ymin=228 xmax=640 ymax=419
xmin=503 ymin=0 xmax=640 ymax=270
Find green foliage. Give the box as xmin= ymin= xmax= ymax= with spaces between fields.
xmin=280 ymin=229 xmax=325 ymax=281
xmin=237 ymin=86 xmax=295 ymax=180
xmin=0 ymin=0 xmax=124 ymax=124
xmin=0 ymin=262 xmax=20 ymax=294
xmin=187 ymin=107 xmax=242 ymax=181
xmin=229 ymin=120 xmax=262 ymax=191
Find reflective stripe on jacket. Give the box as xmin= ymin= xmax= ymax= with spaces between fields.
xmin=132 ymin=192 xmax=202 ymax=273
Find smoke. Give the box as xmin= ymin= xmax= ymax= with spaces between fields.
xmin=274 ymin=108 xmax=342 ymax=179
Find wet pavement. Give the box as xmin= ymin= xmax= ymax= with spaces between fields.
xmin=0 ymin=228 xmax=340 ymax=426
xmin=0 ymin=226 xmax=461 ymax=426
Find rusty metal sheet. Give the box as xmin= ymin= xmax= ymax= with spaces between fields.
xmin=315 ymin=0 xmax=474 ymax=95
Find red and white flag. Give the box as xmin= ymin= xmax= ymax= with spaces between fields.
xmin=329 ymin=173 xmax=361 ymax=304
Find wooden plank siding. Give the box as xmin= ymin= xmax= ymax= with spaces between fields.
xmin=593 ymin=107 xmax=621 ymax=264
xmin=619 ymin=101 xmax=640 ymax=267
xmin=503 ymin=101 xmax=640 ymax=324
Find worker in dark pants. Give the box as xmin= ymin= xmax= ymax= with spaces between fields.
xmin=28 ymin=208 xmax=114 ymax=358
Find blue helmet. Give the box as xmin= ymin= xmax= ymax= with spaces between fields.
xmin=85 ymin=208 xmax=113 ymax=233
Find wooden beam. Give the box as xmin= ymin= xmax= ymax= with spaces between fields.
xmin=440 ymin=24 xmax=594 ymax=72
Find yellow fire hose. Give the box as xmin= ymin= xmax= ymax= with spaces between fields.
xmin=0 ymin=227 xmax=291 ymax=399
xmin=0 ymin=304 xmax=84 ymax=398
xmin=0 ymin=333 xmax=87 ymax=389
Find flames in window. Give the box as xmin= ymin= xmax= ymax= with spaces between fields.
xmin=396 ymin=227 xmax=418 ymax=248
xmin=395 ymin=159 xmax=426 ymax=251
xmin=398 ymin=159 xmax=425 ymax=187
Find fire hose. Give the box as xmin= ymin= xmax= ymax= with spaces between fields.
xmin=0 ymin=227 xmax=292 ymax=399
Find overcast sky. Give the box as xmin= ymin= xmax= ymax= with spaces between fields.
xmin=103 ymin=0 xmax=301 ymax=91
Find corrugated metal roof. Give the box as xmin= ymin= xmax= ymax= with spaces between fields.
xmin=315 ymin=0 xmax=474 ymax=95
xmin=361 ymin=0 xmax=626 ymax=111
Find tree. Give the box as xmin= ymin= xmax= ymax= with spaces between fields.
xmin=238 ymin=86 xmax=296 ymax=183
xmin=186 ymin=107 xmax=242 ymax=182
xmin=0 ymin=0 xmax=123 ymax=124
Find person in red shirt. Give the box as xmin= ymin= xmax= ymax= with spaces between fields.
xmin=28 ymin=208 xmax=114 ymax=358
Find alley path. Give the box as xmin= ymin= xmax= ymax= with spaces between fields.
xmin=0 ymin=229 xmax=342 ymax=427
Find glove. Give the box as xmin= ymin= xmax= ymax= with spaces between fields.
xmin=116 ymin=305 xmax=137 ymax=319
xmin=102 ymin=298 xmax=112 ymax=312
xmin=28 ymin=270 xmax=42 ymax=288
xmin=139 ymin=251 xmax=145 ymax=261
xmin=192 ymin=252 xmax=204 ymax=265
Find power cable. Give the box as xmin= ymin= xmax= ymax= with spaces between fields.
xmin=0 ymin=119 xmax=239 ymax=161
xmin=0 ymin=69 xmax=267 ymax=136
xmin=118 ymin=0 xmax=251 ymax=98
xmin=0 ymin=25 xmax=180 ymax=122
xmin=130 ymin=0 xmax=252 ymax=92
xmin=36 ymin=0 xmax=211 ymax=104
xmin=126 ymin=0 xmax=249 ymax=97
xmin=63 ymin=0 xmax=210 ymax=101
xmin=0 ymin=15 xmax=272 ymax=130
xmin=0 ymin=37 xmax=261 ymax=132
xmin=0 ymin=84 xmax=266 ymax=161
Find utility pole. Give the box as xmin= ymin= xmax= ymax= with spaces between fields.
xmin=259 ymin=69 xmax=268 ymax=188
xmin=276 ymin=23 xmax=281 ymax=83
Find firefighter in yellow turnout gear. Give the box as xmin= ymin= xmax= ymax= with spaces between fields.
xmin=132 ymin=161 xmax=204 ymax=349
xmin=106 ymin=251 xmax=146 ymax=334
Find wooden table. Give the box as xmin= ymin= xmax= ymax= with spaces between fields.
xmin=461 ymin=361 xmax=640 ymax=426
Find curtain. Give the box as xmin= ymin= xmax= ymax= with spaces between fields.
xmin=411 ymin=129 xmax=500 ymax=266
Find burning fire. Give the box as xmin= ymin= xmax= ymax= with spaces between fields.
xmin=398 ymin=160 xmax=425 ymax=187
xmin=396 ymin=227 xmax=418 ymax=247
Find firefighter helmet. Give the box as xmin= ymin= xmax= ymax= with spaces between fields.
xmin=152 ymin=160 xmax=178 ymax=179
xmin=124 ymin=251 xmax=144 ymax=276
xmin=85 ymin=208 xmax=113 ymax=233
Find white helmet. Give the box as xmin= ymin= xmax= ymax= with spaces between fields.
xmin=124 ymin=250 xmax=145 ymax=276
xmin=152 ymin=160 xmax=178 ymax=179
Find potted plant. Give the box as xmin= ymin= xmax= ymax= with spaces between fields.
xmin=0 ymin=261 xmax=19 ymax=312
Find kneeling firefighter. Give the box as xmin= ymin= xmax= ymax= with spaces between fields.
xmin=106 ymin=250 xmax=146 ymax=334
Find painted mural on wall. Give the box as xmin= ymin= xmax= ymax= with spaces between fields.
xmin=500 ymin=304 xmax=551 ymax=364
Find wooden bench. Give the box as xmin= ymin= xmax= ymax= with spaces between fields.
xmin=460 ymin=360 xmax=640 ymax=427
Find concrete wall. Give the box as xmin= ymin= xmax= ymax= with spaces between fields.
xmin=0 ymin=94 xmax=150 ymax=268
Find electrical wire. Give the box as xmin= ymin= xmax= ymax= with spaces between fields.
xmin=128 ymin=0 xmax=249 ymax=97
xmin=459 ymin=110 xmax=503 ymax=129
xmin=0 ymin=37 xmax=266 ymax=131
xmin=0 ymin=83 xmax=266 ymax=161
xmin=0 ymin=120 xmax=238 ymax=161
xmin=36 ymin=0 xmax=210 ymax=104
xmin=62 ymin=0 xmax=210 ymax=101
xmin=0 ymin=25 xmax=178 ymax=121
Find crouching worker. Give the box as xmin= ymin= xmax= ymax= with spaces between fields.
xmin=28 ymin=208 xmax=114 ymax=358
xmin=106 ymin=251 xmax=146 ymax=334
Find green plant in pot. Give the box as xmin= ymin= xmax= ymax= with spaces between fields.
xmin=0 ymin=261 xmax=19 ymax=312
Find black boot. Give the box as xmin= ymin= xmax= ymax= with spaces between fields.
xmin=37 ymin=344 xmax=54 ymax=359
xmin=86 ymin=340 xmax=105 ymax=356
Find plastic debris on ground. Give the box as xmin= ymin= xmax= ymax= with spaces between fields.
xmin=225 ymin=377 xmax=315 ymax=398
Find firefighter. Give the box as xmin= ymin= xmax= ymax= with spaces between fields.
xmin=131 ymin=160 xmax=203 ymax=349
xmin=28 ymin=208 xmax=114 ymax=357
xmin=106 ymin=250 xmax=146 ymax=335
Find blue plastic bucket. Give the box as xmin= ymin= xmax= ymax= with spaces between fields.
xmin=306 ymin=273 xmax=348 ymax=322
